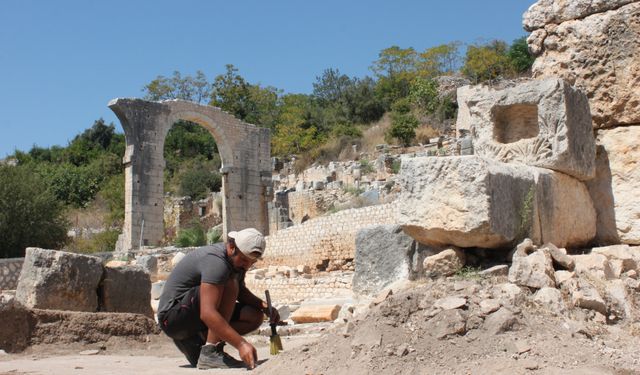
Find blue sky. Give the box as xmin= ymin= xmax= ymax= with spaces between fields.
xmin=0 ymin=0 xmax=534 ymax=158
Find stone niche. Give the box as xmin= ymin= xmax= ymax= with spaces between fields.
xmin=456 ymin=78 xmax=596 ymax=181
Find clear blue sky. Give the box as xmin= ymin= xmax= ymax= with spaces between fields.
xmin=0 ymin=0 xmax=534 ymax=158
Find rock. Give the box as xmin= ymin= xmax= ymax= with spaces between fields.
xmin=606 ymin=279 xmax=634 ymax=319
xmin=372 ymin=289 xmax=393 ymax=306
xmin=276 ymin=305 xmax=291 ymax=321
xmin=398 ymin=156 xmax=596 ymax=248
xmin=479 ymin=265 xmax=509 ymax=277
xmin=171 ymin=252 xmax=186 ymax=267
xmin=626 ymin=270 xmax=638 ymax=280
xmin=297 ymin=265 xmax=311 ymax=274
xmin=479 ymin=299 xmax=501 ymax=315
xmin=484 ymin=307 xmax=519 ymax=335
xmin=434 ymin=297 xmax=467 ymax=310
xmin=79 ymin=349 xmax=100 ymax=355
xmin=494 ymin=283 xmax=526 ymax=306
xmin=100 ymin=266 xmax=153 ymax=318
xmin=533 ymin=287 xmax=566 ymax=313
xmin=150 ymin=281 xmax=165 ymax=300
xmin=105 ymin=260 xmax=128 ymax=268
xmin=290 ymin=305 xmax=341 ymax=324
xmin=555 ymin=270 xmax=576 ymax=286
xmin=456 ymin=78 xmax=595 ymax=180
xmin=543 ymin=243 xmax=575 ymax=271
xmin=527 ymin=2 xmax=640 ymax=129
xmin=523 ymin=0 xmax=634 ymax=31
xmin=589 ymin=129 xmax=640 ymax=245
xmin=423 ymin=248 xmax=465 ymax=278
xmin=565 ymin=279 xmax=607 ymax=314
xmin=592 ymin=244 xmax=638 ymax=274
xmin=353 ymin=225 xmax=415 ymax=296
xmin=572 ymin=253 xmax=616 ymax=280
xmin=351 ymin=322 xmax=382 ymax=349
xmin=16 ymin=248 xmax=103 ymax=312
xmin=0 ymin=298 xmax=33 ymax=353
xmin=509 ymin=248 xmax=556 ymax=289
xmin=136 ymin=255 xmax=158 ymax=275
xmin=427 ymin=309 xmax=467 ymax=339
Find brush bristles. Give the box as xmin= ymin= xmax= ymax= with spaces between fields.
xmin=274 ymin=335 xmax=283 ymax=351
xmin=270 ymin=335 xmax=283 ymax=355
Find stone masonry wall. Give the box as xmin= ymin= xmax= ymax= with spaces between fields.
xmin=245 ymin=271 xmax=353 ymax=304
xmin=262 ymin=203 xmax=399 ymax=270
xmin=0 ymin=258 xmax=23 ymax=290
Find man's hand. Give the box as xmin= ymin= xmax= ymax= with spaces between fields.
xmin=238 ymin=340 xmax=257 ymax=369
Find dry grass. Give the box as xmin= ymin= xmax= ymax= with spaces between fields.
xmin=360 ymin=114 xmax=392 ymax=153
xmin=414 ymin=124 xmax=440 ymax=145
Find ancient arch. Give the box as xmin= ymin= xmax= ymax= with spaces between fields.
xmin=108 ymin=98 xmax=272 ymax=251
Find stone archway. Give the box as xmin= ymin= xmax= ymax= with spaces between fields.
xmin=108 ymin=98 xmax=272 ymax=251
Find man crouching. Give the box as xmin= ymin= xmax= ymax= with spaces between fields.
xmin=157 ymin=228 xmax=279 ymax=369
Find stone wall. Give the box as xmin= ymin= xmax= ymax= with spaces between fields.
xmin=0 ymin=258 xmax=23 ymax=290
xmin=261 ymin=203 xmax=399 ymax=270
xmin=245 ymin=271 xmax=353 ymax=304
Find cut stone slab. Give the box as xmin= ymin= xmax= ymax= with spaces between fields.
xmin=423 ymin=248 xmax=465 ymax=278
xmin=455 ymin=78 xmax=595 ymax=180
xmin=353 ymin=225 xmax=415 ymax=296
xmin=588 ymin=128 xmax=640 ymax=245
xmin=290 ymin=305 xmax=341 ymax=324
xmin=572 ymin=253 xmax=616 ymax=281
xmin=592 ymin=245 xmax=638 ymax=274
xmin=398 ymin=156 xmax=595 ymax=249
xmin=16 ymin=248 xmax=103 ymax=312
xmin=434 ymin=297 xmax=467 ymax=310
xmin=526 ymin=2 xmax=640 ymax=129
xmin=509 ymin=249 xmax=556 ymax=289
xmin=100 ymin=266 xmax=153 ymax=318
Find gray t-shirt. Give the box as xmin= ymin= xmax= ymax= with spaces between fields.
xmin=158 ymin=243 xmax=244 ymax=314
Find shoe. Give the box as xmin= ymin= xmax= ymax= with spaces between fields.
xmin=197 ymin=343 xmax=245 ymax=369
xmin=173 ymin=335 xmax=204 ymax=367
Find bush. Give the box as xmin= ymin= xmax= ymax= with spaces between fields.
xmin=207 ymin=226 xmax=222 ymax=245
xmin=0 ymin=165 xmax=68 ymax=258
xmin=175 ymin=222 xmax=206 ymax=247
xmin=66 ymin=229 xmax=121 ymax=254
xmin=359 ymin=159 xmax=375 ymax=174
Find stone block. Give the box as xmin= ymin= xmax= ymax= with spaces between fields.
xmin=398 ymin=156 xmax=595 ymax=249
xmin=533 ymin=287 xmax=566 ymax=313
xmin=290 ymin=305 xmax=341 ymax=324
xmin=136 ymin=255 xmax=158 ymax=275
xmin=509 ymin=248 xmax=556 ymax=289
xmin=100 ymin=266 xmax=153 ymax=318
xmin=16 ymin=248 xmax=103 ymax=312
xmin=592 ymin=244 xmax=639 ymax=274
xmin=423 ymin=248 xmax=465 ymax=278
xmin=564 ymin=279 xmax=607 ymax=314
xmin=587 ymin=128 xmax=640 ymax=245
xmin=456 ymin=78 xmax=595 ymax=180
xmin=572 ymin=253 xmax=616 ymax=281
xmin=353 ymin=225 xmax=415 ymax=296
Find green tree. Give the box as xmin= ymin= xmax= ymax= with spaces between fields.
xmin=371 ymin=46 xmax=419 ymax=108
xmin=462 ymin=40 xmax=512 ymax=83
xmin=143 ymin=70 xmax=211 ymax=104
xmin=0 ymin=165 xmax=68 ymax=258
xmin=507 ymin=36 xmax=535 ymax=74
xmin=272 ymin=94 xmax=321 ymax=156
xmin=417 ymin=42 xmax=461 ymax=78
xmin=387 ymin=98 xmax=419 ymax=146
xmin=409 ymin=78 xmax=457 ymax=121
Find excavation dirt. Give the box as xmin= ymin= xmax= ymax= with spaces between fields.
xmin=2 ymin=276 xmax=640 ymax=374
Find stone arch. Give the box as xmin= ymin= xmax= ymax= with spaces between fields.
xmin=108 ymin=98 xmax=272 ymax=251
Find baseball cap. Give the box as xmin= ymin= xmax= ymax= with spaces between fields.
xmin=228 ymin=228 xmax=266 ymax=260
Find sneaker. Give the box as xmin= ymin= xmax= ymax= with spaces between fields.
xmin=173 ymin=335 xmax=204 ymax=367
xmin=197 ymin=343 xmax=245 ymax=369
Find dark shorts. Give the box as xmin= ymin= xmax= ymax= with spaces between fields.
xmin=157 ymin=286 xmax=244 ymax=341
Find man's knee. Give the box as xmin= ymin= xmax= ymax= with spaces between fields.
xmin=243 ymin=305 xmax=264 ymax=331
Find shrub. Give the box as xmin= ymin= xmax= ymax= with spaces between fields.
xmin=67 ymin=229 xmax=121 ymax=254
xmin=175 ymin=222 xmax=206 ymax=247
xmin=359 ymin=159 xmax=375 ymax=174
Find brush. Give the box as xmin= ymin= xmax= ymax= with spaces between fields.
xmin=265 ymin=290 xmax=283 ymax=355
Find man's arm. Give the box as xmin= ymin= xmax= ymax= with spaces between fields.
xmin=238 ymin=285 xmax=268 ymax=313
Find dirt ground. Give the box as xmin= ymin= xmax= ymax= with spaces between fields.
xmin=2 ymin=276 xmax=640 ymax=374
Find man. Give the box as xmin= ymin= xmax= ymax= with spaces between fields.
xmin=157 ymin=228 xmax=278 ymax=370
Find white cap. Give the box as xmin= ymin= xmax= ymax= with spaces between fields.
xmin=228 ymin=228 xmax=265 ymax=259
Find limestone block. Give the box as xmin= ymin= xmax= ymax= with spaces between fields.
xmin=353 ymin=225 xmax=415 ymax=296
xmin=572 ymin=253 xmax=616 ymax=280
xmin=592 ymin=244 xmax=639 ymax=274
xmin=606 ymin=279 xmax=634 ymax=319
xmin=509 ymin=249 xmax=556 ymax=289
xmin=290 ymin=305 xmax=341 ymax=324
xmin=588 ymin=128 xmax=640 ymax=244
xmin=564 ymin=279 xmax=607 ymax=314
xmin=533 ymin=287 xmax=566 ymax=313
xmin=398 ymin=156 xmax=595 ymax=249
xmin=423 ymin=248 xmax=465 ymax=278
xmin=555 ymin=270 xmax=575 ymax=286
xmin=527 ymin=2 xmax=640 ymax=128
xmin=523 ymin=0 xmax=634 ymax=31
xmin=136 ymin=255 xmax=158 ymax=275
xmin=542 ymin=243 xmax=575 ymax=271
xmin=456 ymin=78 xmax=595 ymax=180
xmin=16 ymin=248 xmax=103 ymax=312
xmin=100 ymin=266 xmax=153 ymax=318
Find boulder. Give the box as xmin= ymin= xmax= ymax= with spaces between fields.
xmin=606 ymin=279 xmax=634 ymax=319
xmin=426 ymin=309 xmax=467 ymax=339
xmin=100 ymin=266 xmax=153 ymax=318
xmin=353 ymin=225 xmax=415 ymax=296
xmin=592 ymin=244 xmax=639 ymax=274
xmin=423 ymin=248 xmax=465 ymax=278
xmin=533 ymin=287 xmax=566 ymax=313
xmin=456 ymin=78 xmax=595 ymax=180
xmin=526 ymin=1 xmax=640 ymax=128
xmin=542 ymin=243 xmax=575 ymax=271
xmin=0 ymin=298 xmax=33 ymax=353
xmin=484 ymin=307 xmax=519 ymax=335
xmin=16 ymin=248 xmax=103 ymax=312
xmin=509 ymin=248 xmax=556 ymax=289
xmin=588 ymin=128 xmax=640 ymax=244
xmin=572 ymin=253 xmax=616 ymax=281
xmin=136 ymin=255 xmax=158 ymax=275
xmin=564 ymin=279 xmax=607 ymax=314
xmin=398 ymin=156 xmax=595 ymax=248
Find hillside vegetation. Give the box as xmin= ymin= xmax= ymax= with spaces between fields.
xmin=0 ymin=38 xmax=533 ymax=258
